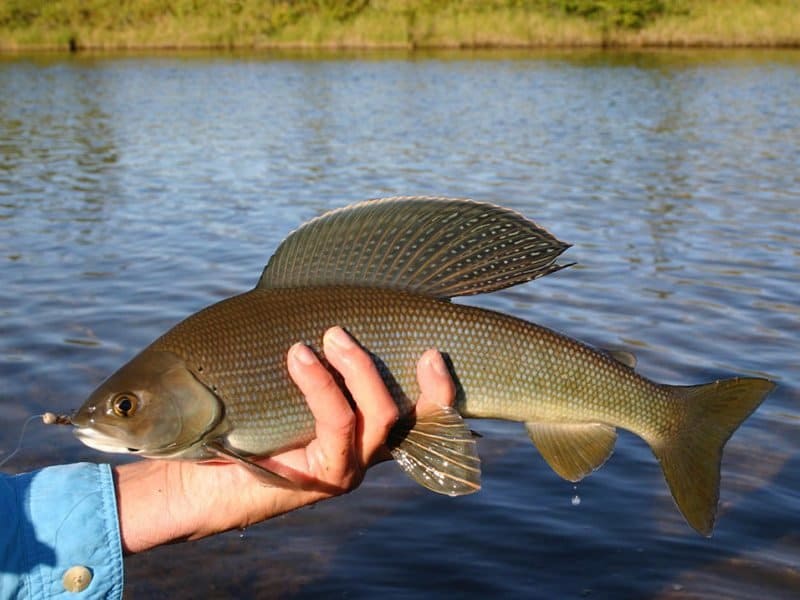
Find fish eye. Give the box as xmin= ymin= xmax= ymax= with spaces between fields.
xmin=112 ymin=394 xmax=137 ymax=418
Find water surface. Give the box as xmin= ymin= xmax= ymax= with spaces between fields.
xmin=1 ymin=49 xmax=799 ymax=598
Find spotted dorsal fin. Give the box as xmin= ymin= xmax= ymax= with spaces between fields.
xmin=258 ymin=196 xmax=571 ymax=298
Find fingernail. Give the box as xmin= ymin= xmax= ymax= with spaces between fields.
xmin=326 ymin=326 xmax=356 ymax=350
xmin=292 ymin=343 xmax=318 ymax=366
xmin=427 ymin=350 xmax=449 ymax=376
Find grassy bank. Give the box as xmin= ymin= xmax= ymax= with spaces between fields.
xmin=1 ymin=0 xmax=799 ymax=51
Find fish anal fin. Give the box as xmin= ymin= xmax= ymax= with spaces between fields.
xmin=204 ymin=440 xmax=301 ymax=490
xmin=525 ymin=422 xmax=617 ymax=482
xmin=388 ymin=406 xmax=481 ymax=496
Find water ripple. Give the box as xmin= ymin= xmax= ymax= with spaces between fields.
xmin=1 ymin=50 xmax=798 ymax=599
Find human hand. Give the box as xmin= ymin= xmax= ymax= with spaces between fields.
xmin=113 ymin=326 xmax=456 ymax=554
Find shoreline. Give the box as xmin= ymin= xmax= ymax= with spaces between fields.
xmin=4 ymin=39 xmax=800 ymax=53
xmin=2 ymin=1 xmax=799 ymax=53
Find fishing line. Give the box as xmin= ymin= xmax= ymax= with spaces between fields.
xmin=0 ymin=414 xmax=44 ymax=469
xmin=0 ymin=412 xmax=72 ymax=469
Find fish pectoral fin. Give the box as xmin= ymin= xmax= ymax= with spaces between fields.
xmin=204 ymin=440 xmax=301 ymax=490
xmin=525 ymin=422 xmax=617 ymax=482
xmin=388 ymin=406 xmax=481 ymax=496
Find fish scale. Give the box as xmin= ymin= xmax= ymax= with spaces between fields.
xmin=153 ymin=285 xmax=679 ymax=455
xmin=71 ymin=197 xmax=775 ymax=535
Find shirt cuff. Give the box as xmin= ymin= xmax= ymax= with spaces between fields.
xmin=4 ymin=463 xmax=124 ymax=599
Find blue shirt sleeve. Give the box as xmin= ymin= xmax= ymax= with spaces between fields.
xmin=0 ymin=463 xmax=124 ymax=599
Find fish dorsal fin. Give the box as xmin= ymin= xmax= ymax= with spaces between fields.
xmin=258 ymin=196 xmax=571 ymax=298
xmin=525 ymin=422 xmax=617 ymax=482
xmin=601 ymin=348 xmax=637 ymax=370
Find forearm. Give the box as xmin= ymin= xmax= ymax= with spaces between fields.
xmin=113 ymin=461 xmax=185 ymax=555
xmin=113 ymin=459 xmax=330 ymax=555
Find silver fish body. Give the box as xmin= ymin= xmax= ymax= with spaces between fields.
xmin=148 ymin=286 xmax=668 ymax=454
xmin=71 ymin=197 xmax=774 ymax=535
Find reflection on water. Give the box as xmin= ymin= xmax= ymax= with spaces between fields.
xmin=1 ymin=50 xmax=798 ymax=599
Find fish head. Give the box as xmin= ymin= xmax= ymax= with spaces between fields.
xmin=72 ymin=350 xmax=223 ymax=459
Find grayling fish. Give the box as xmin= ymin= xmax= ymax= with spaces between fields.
xmin=71 ymin=197 xmax=774 ymax=535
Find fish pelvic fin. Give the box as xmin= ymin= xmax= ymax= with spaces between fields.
xmin=258 ymin=197 xmax=571 ymax=298
xmin=525 ymin=422 xmax=617 ymax=482
xmin=388 ymin=406 xmax=481 ymax=496
xmin=653 ymin=377 xmax=775 ymax=536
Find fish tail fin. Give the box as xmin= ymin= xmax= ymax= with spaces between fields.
xmin=652 ymin=377 xmax=775 ymax=536
xmin=388 ymin=406 xmax=481 ymax=496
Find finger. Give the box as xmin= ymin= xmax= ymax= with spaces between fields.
xmin=415 ymin=349 xmax=456 ymax=416
xmin=323 ymin=327 xmax=399 ymax=466
xmin=287 ymin=342 xmax=356 ymax=476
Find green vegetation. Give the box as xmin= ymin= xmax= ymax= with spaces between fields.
xmin=0 ymin=0 xmax=798 ymax=50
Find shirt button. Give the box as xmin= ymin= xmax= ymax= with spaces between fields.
xmin=62 ymin=565 xmax=93 ymax=592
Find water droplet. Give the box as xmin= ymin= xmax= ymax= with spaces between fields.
xmin=239 ymin=527 xmax=247 ymax=540
xmin=571 ymin=494 xmax=581 ymax=506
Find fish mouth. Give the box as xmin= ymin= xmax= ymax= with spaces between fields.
xmin=73 ymin=426 xmax=138 ymax=455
